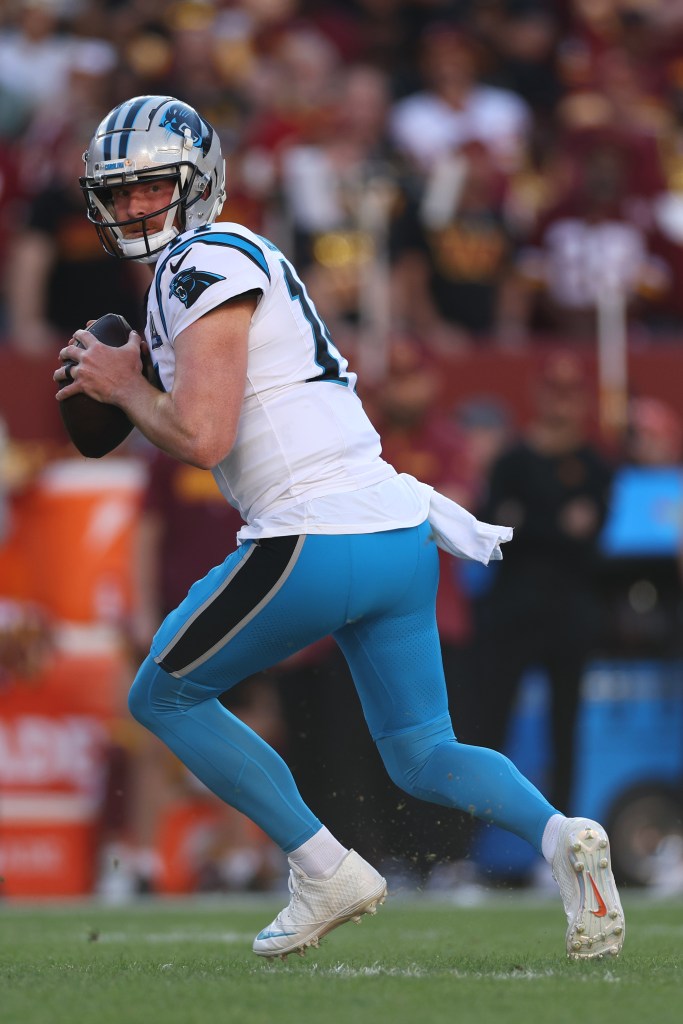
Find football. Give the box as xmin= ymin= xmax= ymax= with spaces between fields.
xmin=58 ymin=313 xmax=154 ymax=459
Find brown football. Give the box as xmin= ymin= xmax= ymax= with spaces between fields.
xmin=58 ymin=313 xmax=138 ymax=458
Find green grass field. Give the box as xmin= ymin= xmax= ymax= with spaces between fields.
xmin=2 ymin=893 xmax=681 ymax=1024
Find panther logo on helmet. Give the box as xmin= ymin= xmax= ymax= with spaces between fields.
xmin=160 ymin=104 xmax=213 ymax=156
xmin=169 ymin=267 xmax=226 ymax=308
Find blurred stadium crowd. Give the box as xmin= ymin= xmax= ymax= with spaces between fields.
xmin=1 ymin=0 xmax=683 ymax=902
xmin=5 ymin=0 xmax=683 ymax=351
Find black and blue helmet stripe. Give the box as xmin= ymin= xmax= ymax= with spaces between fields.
xmin=101 ymin=96 xmax=168 ymax=161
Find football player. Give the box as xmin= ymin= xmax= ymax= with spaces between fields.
xmin=55 ymin=96 xmax=624 ymax=961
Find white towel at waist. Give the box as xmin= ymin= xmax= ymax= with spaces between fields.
xmin=405 ymin=475 xmax=513 ymax=565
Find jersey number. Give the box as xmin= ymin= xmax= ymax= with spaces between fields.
xmin=281 ymin=261 xmax=348 ymax=386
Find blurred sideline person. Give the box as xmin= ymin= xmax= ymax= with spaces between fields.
xmin=469 ymin=354 xmax=613 ymax=824
xmin=55 ymin=96 xmax=624 ymax=962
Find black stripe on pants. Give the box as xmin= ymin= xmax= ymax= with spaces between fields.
xmin=156 ymin=535 xmax=303 ymax=676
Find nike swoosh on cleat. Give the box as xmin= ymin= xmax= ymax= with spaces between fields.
xmin=256 ymin=929 xmax=297 ymax=940
xmin=169 ymin=249 xmax=191 ymax=274
xmin=587 ymin=873 xmax=608 ymax=917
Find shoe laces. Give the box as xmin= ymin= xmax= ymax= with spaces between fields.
xmin=274 ymin=867 xmax=308 ymax=928
xmin=288 ymin=867 xmax=304 ymax=902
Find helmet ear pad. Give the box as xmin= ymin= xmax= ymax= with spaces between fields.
xmin=184 ymin=157 xmax=226 ymax=231
xmin=80 ymin=95 xmax=227 ymax=263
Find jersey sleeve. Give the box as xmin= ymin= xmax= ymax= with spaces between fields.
xmin=156 ymin=229 xmax=271 ymax=342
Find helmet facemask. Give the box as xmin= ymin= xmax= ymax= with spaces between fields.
xmin=83 ymin=161 xmax=207 ymax=263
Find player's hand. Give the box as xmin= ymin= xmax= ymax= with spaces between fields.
xmin=54 ymin=328 xmax=144 ymax=404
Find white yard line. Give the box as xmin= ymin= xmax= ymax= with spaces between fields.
xmin=89 ymin=930 xmax=253 ymax=944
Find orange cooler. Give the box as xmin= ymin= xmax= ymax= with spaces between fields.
xmin=2 ymin=457 xmax=146 ymax=624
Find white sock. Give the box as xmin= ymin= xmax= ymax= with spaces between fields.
xmin=541 ymin=813 xmax=566 ymax=864
xmin=288 ymin=827 xmax=348 ymax=879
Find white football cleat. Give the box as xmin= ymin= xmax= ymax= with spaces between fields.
xmin=252 ymin=850 xmax=387 ymax=959
xmin=552 ymin=817 xmax=625 ymax=960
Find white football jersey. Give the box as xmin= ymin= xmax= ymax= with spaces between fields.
xmin=145 ymin=222 xmax=429 ymax=538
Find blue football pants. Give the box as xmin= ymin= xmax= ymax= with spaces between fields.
xmin=128 ymin=521 xmax=558 ymax=854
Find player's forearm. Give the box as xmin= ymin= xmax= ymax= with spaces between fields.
xmin=119 ymin=378 xmax=234 ymax=469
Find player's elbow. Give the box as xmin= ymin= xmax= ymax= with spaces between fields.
xmin=187 ymin=449 xmax=228 ymax=471
xmin=184 ymin=426 xmax=236 ymax=469
xmin=170 ymin=398 xmax=238 ymax=468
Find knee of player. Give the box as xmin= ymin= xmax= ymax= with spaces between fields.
xmin=382 ymin=759 xmax=420 ymax=796
xmin=376 ymin=716 xmax=457 ymax=796
xmin=128 ymin=676 xmax=151 ymax=727
xmin=128 ymin=655 xmax=166 ymax=727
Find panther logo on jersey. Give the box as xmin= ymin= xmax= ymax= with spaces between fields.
xmin=169 ymin=267 xmax=226 ymax=308
xmin=159 ymin=104 xmax=213 ymax=156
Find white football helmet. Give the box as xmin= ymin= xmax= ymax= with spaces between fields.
xmin=81 ymin=95 xmax=226 ymax=263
